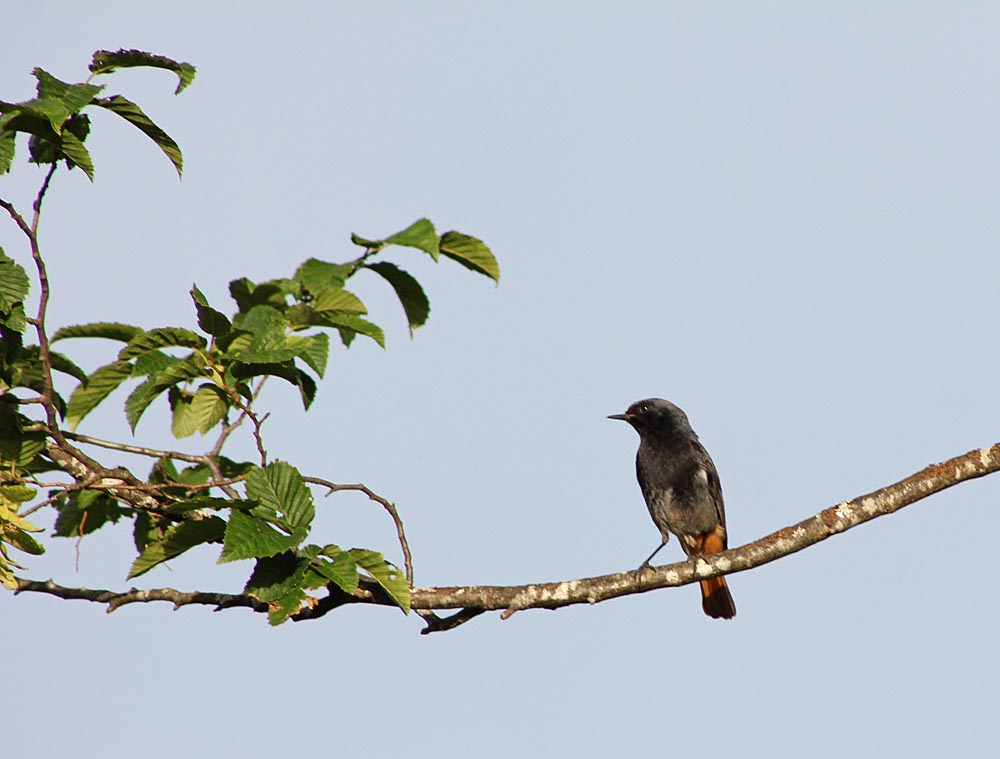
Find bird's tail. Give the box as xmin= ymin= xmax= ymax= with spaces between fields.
xmin=700 ymin=576 xmax=736 ymax=619
xmin=685 ymin=525 xmax=737 ymax=619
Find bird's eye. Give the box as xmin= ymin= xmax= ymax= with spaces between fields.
xmin=639 ymin=404 xmax=649 ymax=413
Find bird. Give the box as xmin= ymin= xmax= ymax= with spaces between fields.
xmin=609 ymin=398 xmax=736 ymax=619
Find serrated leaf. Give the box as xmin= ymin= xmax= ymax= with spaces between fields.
xmin=3 ymin=302 xmax=26 ymax=332
xmin=0 ymin=485 xmax=37 ymax=504
xmin=52 ymin=490 xmax=129 ymax=537
xmin=127 ymin=516 xmax=226 ymax=578
xmin=439 ymin=231 xmax=500 ymax=282
xmin=385 ymin=218 xmax=439 ymax=259
xmin=132 ymin=350 xmax=178 ymax=377
xmin=0 ymin=400 xmax=44 ymax=470
xmin=52 ymin=321 xmax=142 ymax=342
xmin=306 ymin=547 xmax=358 ymax=594
xmin=95 ymin=95 xmax=183 ymax=177
xmin=229 ymin=278 xmax=287 ymax=313
xmin=171 ymin=384 xmax=228 ymax=438
xmin=288 ymin=333 xmax=329 ymax=379
xmin=365 ymin=261 xmax=430 ymax=335
xmin=0 ymin=130 xmax=14 ymax=174
xmin=47 ymin=350 xmax=87 ymax=382
xmin=190 ymin=286 xmax=231 ymax=337
xmin=244 ymin=551 xmax=310 ymax=603
xmin=293 ymin=310 xmax=384 ymax=348
xmin=230 ymin=361 xmax=316 ymax=409
xmin=3 ymin=526 xmax=44 ymax=556
xmin=246 ymin=462 xmax=314 ymax=532
xmin=219 ymin=509 xmax=301 ymax=563
xmin=351 ymin=548 xmax=410 ymax=614
xmin=25 ymin=122 xmax=93 ymax=178
xmin=32 ymin=69 xmax=104 ymax=113
xmin=313 ymin=286 xmax=366 ymax=314
xmin=267 ymin=588 xmax=307 ymax=625
xmin=322 ymin=314 xmax=385 ymax=348
xmin=294 ymin=258 xmax=349 ymax=294
xmin=118 ymin=327 xmax=205 ymax=360
xmin=124 ymin=354 xmax=207 ymax=431
xmin=0 ymin=252 xmax=29 ymax=312
xmin=89 ymin=49 xmax=197 ymax=95
xmin=65 ymin=360 xmax=133 ymax=430
xmin=16 ymin=95 xmax=72 ymax=136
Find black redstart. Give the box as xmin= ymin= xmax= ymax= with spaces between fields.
xmin=609 ymin=398 xmax=736 ymax=619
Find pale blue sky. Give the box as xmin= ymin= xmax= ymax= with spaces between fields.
xmin=3 ymin=4 xmax=999 ymax=757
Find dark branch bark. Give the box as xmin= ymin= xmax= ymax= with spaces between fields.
xmin=15 ymin=443 xmax=1000 ymax=632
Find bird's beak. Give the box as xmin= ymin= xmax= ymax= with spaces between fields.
xmin=608 ymin=413 xmax=632 ymax=422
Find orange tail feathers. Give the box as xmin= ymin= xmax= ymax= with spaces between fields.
xmin=687 ymin=526 xmax=736 ymax=619
xmin=700 ymin=576 xmax=736 ymax=619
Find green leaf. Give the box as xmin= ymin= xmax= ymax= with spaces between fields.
xmin=229 ymin=361 xmax=316 ymax=409
xmin=385 ymin=218 xmax=439 ymax=260
xmin=229 ymin=278 xmax=288 ymax=313
xmin=89 ymin=49 xmax=197 ymax=95
xmin=246 ymin=462 xmax=314 ymax=532
xmin=171 ymin=384 xmax=228 ymax=438
xmin=65 ymin=360 xmax=133 ymax=430
xmin=132 ymin=350 xmax=178 ymax=377
xmin=305 ymin=545 xmax=359 ymax=594
xmin=0 ymin=252 xmax=30 ymax=312
xmin=32 ymin=69 xmax=104 ymax=113
xmin=439 ymin=231 xmax=500 ymax=282
xmin=29 ymin=126 xmax=93 ymax=179
xmin=351 ymin=548 xmax=410 ymax=614
xmin=47 ymin=350 xmax=87 ymax=382
xmin=0 ymin=130 xmax=15 ymax=174
xmin=190 ymin=286 xmax=231 ymax=337
xmin=365 ymin=262 xmax=430 ymax=334
xmin=94 ymin=95 xmax=183 ymax=177
xmin=127 ymin=516 xmax=226 ymax=578
xmin=124 ymin=354 xmax=208 ymax=431
xmin=313 ymin=286 xmax=366 ymax=314
xmin=118 ymin=327 xmax=206 ymax=360
xmin=219 ymin=509 xmax=301 ymax=563
xmin=52 ymin=490 xmax=130 ymax=537
xmin=16 ymin=96 xmax=72 ymax=136
xmin=52 ymin=321 xmax=142 ymax=342
xmin=288 ymin=308 xmax=385 ymax=348
xmin=4 ymin=526 xmax=44 ymax=556
xmin=288 ymin=333 xmax=329 ymax=379
xmin=230 ymin=305 xmax=292 ymax=362
xmin=0 ymin=400 xmax=44 ymax=471
xmin=294 ymin=258 xmax=349 ymax=294
xmin=2 ymin=302 xmax=26 ymax=332
xmin=267 ymin=588 xmax=306 ymax=626
xmin=243 ymin=551 xmax=310 ymax=603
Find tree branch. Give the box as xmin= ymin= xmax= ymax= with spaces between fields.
xmin=306 ymin=477 xmax=415 ymax=584
xmin=14 ymin=443 xmax=1000 ymax=632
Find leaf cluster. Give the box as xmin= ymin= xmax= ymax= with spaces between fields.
xmin=0 ymin=51 xmax=498 ymax=624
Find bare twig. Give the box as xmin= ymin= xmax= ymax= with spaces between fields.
xmin=15 ymin=442 xmax=1000 ymax=631
xmin=418 ymin=608 xmax=486 ymax=635
xmin=305 ymin=476 xmax=414 ymax=584
xmin=14 ymin=578 xmax=267 ymax=613
xmin=64 ymin=431 xmax=207 ymax=464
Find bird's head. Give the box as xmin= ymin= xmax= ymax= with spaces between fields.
xmin=608 ymin=398 xmax=693 ymax=438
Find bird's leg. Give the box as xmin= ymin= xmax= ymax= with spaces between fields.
xmin=638 ymin=536 xmax=669 ymax=571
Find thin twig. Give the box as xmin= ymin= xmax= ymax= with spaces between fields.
xmin=305 ymin=476 xmax=414 ymax=584
xmin=64 ymin=431 xmax=207 ymax=463
xmin=14 ymin=578 xmax=267 ymax=613
xmin=418 ymin=608 xmax=486 ymax=635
